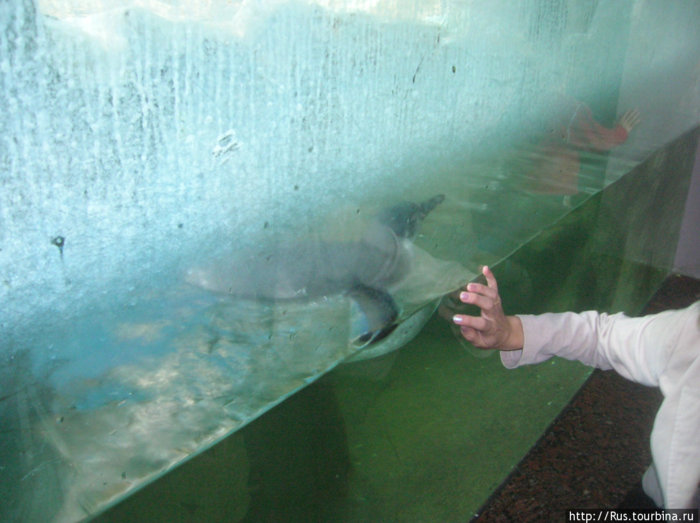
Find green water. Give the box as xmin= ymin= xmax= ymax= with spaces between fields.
xmin=94 ymin=128 xmax=696 ymax=522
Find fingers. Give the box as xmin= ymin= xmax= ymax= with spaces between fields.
xmin=450 ymin=265 xmax=501 ymax=330
xmin=453 ymin=319 xmax=490 ymax=349
xmin=458 ymin=323 xmax=497 ymax=350
xmin=619 ymin=109 xmax=641 ymax=131
xmin=482 ymin=265 xmax=499 ymax=293
xmin=452 ymin=314 xmax=486 ymax=331
xmin=458 ymin=326 xmax=481 ymax=345
xmin=459 ymin=289 xmax=496 ymax=311
xmin=449 ymin=267 xmax=518 ymax=350
xmin=457 ymin=266 xmax=500 ymax=309
xmin=461 ymin=282 xmax=493 ymax=300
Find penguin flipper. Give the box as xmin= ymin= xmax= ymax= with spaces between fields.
xmin=348 ymin=285 xmax=399 ymax=347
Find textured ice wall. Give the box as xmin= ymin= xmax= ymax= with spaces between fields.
xmin=0 ymin=1 xmax=636 ymax=334
xmin=3 ymin=1 xmax=698 ymax=338
xmin=1 ymin=1 xmax=699 ymax=521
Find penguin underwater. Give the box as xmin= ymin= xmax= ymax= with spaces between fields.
xmin=187 ymin=194 xmax=446 ymax=346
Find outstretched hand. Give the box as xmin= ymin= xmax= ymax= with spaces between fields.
xmin=452 ymin=266 xmax=523 ymax=351
xmin=618 ymin=109 xmax=641 ymax=133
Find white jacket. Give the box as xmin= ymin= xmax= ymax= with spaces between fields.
xmin=500 ymin=302 xmax=700 ymax=509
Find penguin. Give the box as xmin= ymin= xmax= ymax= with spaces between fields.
xmin=187 ymin=194 xmax=445 ymax=346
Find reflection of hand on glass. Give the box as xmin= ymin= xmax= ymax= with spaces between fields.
xmin=617 ymin=108 xmax=641 ymax=133
xmin=451 ymin=266 xmax=523 ymax=351
xmin=521 ymin=101 xmax=638 ymax=197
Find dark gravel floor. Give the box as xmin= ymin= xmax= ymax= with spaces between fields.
xmin=473 ymin=274 xmax=700 ymax=522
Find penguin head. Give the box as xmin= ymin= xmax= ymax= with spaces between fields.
xmin=377 ymin=194 xmax=445 ymax=239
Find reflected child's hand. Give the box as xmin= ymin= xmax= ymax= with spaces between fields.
xmin=618 ymin=109 xmax=641 ymax=133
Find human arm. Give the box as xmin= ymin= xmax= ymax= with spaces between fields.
xmin=451 ymin=266 xmax=657 ymax=382
xmin=450 ymin=266 xmax=694 ymax=387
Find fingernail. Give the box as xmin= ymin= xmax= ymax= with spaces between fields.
xmin=453 ymin=315 xmax=463 ymax=324
xmin=459 ymin=292 xmax=469 ymax=301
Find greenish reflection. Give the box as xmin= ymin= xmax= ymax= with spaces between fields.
xmin=95 ymin=128 xmax=697 ymax=522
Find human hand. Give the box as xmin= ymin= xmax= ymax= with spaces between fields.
xmin=618 ymin=109 xmax=641 ymax=133
xmin=452 ymin=266 xmax=523 ymax=351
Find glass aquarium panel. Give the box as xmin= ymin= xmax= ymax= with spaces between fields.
xmin=1 ymin=1 xmax=698 ymax=521
xmin=96 ymin=128 xmax=698 ymax=522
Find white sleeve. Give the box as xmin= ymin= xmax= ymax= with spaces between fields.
xmin=500 ymin=303 xmax=700 ymax=508
xmin=499 ymin=309 xmax=683 ymax=387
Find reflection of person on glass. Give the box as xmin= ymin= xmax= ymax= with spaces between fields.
xmin=472 ymin=101 xmax=641 ymax=258
xmin=451 ymin=266 xmax=700 ymax=509
xmin=523 ymin=100 xmax=641 ymax=199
